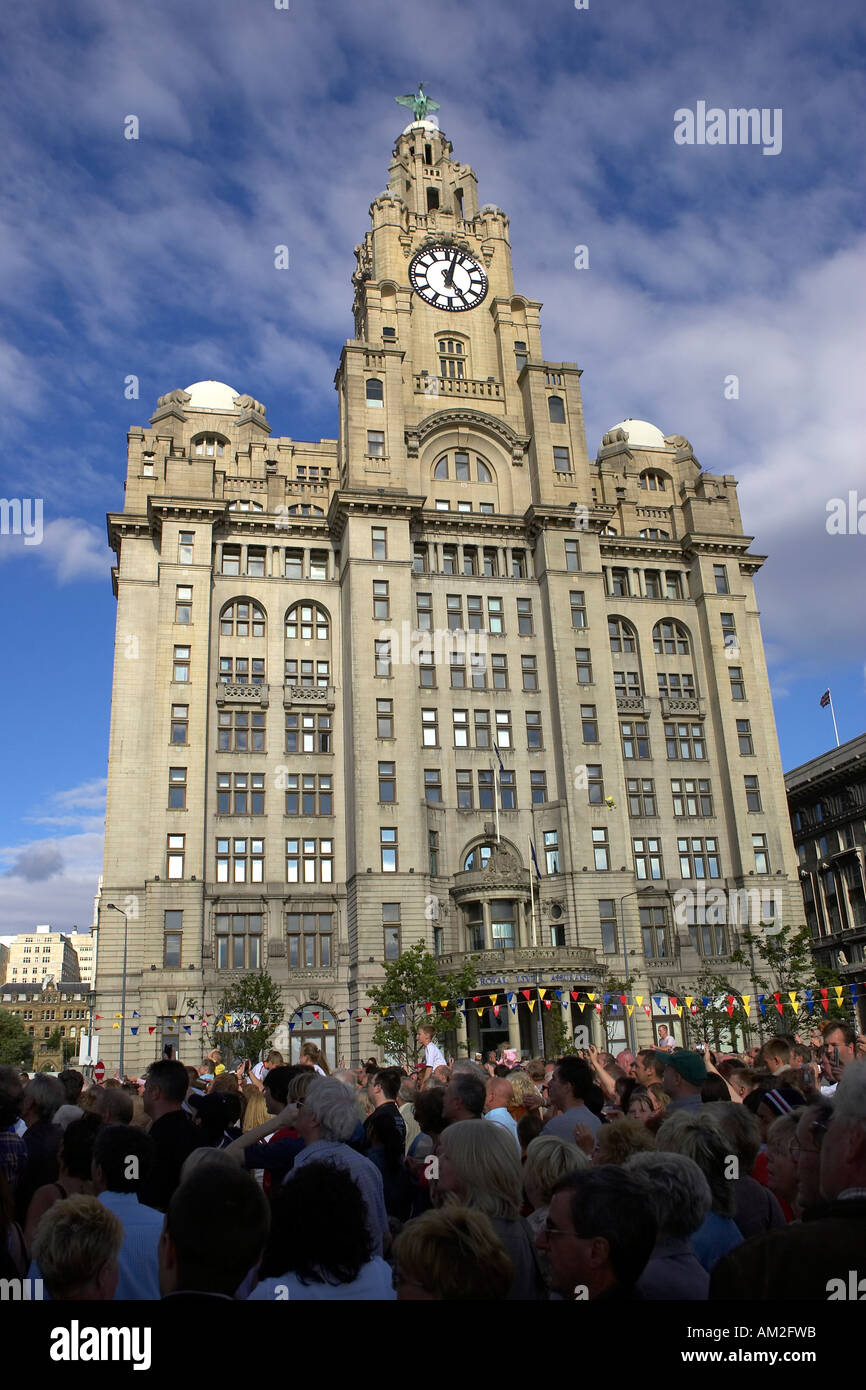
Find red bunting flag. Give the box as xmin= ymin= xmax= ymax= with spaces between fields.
xmin=669 ymin=997 xmax=678 ymax=1009
xmin=570 ymin=991 xmax=579 ymax=1002
xmin=424 ymin=1001 xmax=432 ymax=1013
xmin=148 ymin=1026 xmax=155 ymax=1034
xmin=774 ymin=992 xmax=783 ymax=1016
xmin=312 ymin=1011 xmax=319 ymax=1019
xmin=521 ymin=989 xmax=531 ymax=1000
xmin=544 ymin=1000 xmax=552 ymax=1010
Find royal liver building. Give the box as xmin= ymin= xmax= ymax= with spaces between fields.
xmin=96 ymin=94 xmax=800 ymax=1071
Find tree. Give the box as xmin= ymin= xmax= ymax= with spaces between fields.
xmin=680 ymin=965 xmax=751 ymax=1052
xmin=597 ymin=969 xmax=634 ymax=1051
xmin=543 ymin=1002 xmax=576 ymax=1057
xmin=367 ymin=943 xmax=477 ymax=1072
xmin=207 ymin=973 xmax=284 ymax=1067
xmin=731 ymin=924 xmax=849 ymax=1038
xmin=0 ymin=1012 xmax=34 ymax=1067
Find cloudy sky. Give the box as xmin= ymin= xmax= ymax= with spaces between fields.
xmin=1 ymin=0 xmax=864 ymax=938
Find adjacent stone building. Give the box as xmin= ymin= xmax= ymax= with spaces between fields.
xmin=0 ymin=982 xmax=93 ymax=1071
xmin=6 ymin=927 xmax=81 ymax=988
xmin=95 ymin=111 xmax=801 ymax=1071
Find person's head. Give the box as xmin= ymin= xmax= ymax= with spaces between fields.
xmin=334 ymin=1069 xmax=361 ymax=1093
xmin=634 ymin=1050 xmax=665 ymax=1087
xmin=765 ymin=1111 xmax=800 ymax=1205
xmin=160 ymin=1165 xmax=270 ymax=1297
xmin=821 ymin=1021 xmax=858 ymax=1083
xmin=792 ymin=1099 xmax=834 ymax=1212
xmin=443 ymin=1070 xmax=486 ymax=1122
xmin=700 ymin=1074 xmax=730 ymax=1104
xmin=728 ymin=1067 xmax=762 ymax=1100
xmin=413 ymin=1085 xmax=447 ymax=1139
xmin=287 ymin=1068 xmax=319 ymax=1106
xmin=242 ymin=1089 xmax=270 ymax=1131
xmin=525 ymin=1058 xmax=546 ymax=1085
xmin=32 ymin=1195 xmax=122 ymax=1300
xmin=190 ymin=1091 xmax=242 ymax=1143
xmin=0 ymin=1065 xmax=23 ymax=1128
xmin=417 ymin=1024 xmax=435 ymax=1047
xmin=57 ymin=1114 xmax=102 ymax=1182
xmin=819 ymin=1058 xmax=866 ymax=1201
xmin=523 ymin=1134 xmax=590 ymax=1212
xmin=508 ymin=1071 xmax=542 ymax=1108
xmin=263 ymin=1050 xmax=284 ymax=1071
xmin=537 ymin=1168 xmax=656 ymax=1299
xmin=548 ymin=1055 xmax=594 ymax=1112
xmin=615 ymin=1050 xmax=637 ymax=1077
xmin=593 ymin=1117 xmax=657 ymax=1166
xmin=625 ymin=1152 xmax=711 ymax=1241
xmin=91 ymin=1124 xmax=155 ymax=1196
xmin=712 ymin=1102 xmax=762 ymax=1175
xmin=656 ymin=1109 xmax=734 ymax=1215
xmin=393 ymin=1206 xmax=514 ymax=1300
xmin=625 ymin=1087 xmax=657 ymax=1123
xmin=300 ymin=1041 xmax=330 ymax=1075
xmin=661 ymin=1051 xmax=707 ymax=1100
xmin=91 ymin=1086 xmax=134 ymax=1126
xmin=485 ymin=1076 xmax=514 ymax=1113
xmin=210 ymin=1072 xmax=240 ymax=1095
xmin=368 ymin=1067 xmax=402 ymax=1106
xmin=517 ymin=1109 xmax=544 ymax=1154
xmin=142 ymin=1060 xmax=189 ymax=1120
xmin=760 ymin=1037 xmax=792 ymax=1074
xmin=754 ymin=1086 xmax=806 ymax=1143
xmin=263 ymin=1064 xmax=298 ymax=1111
xmin=296 ymin=1077 xmax=359 ymax=1146
xmin=57 ymin=1069 xmax=84 ymax=1106
xmin=263 ymin=1161 xmax=371 ymax=1284
xmin=21 ymin=1073 xmax=64 ymax=1127
xmin=657 ymin=1025 xmax=669 ymax=1040
xmin=436 ymin=1119 xmax=523 ymax=1221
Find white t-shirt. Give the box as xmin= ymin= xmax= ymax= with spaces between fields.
xmin=252 ymin=1061 xmax=268 ymax=1081
xmin=657 ymin=1034 xmax=676 ymax=1050
xmin=424 ymin=1041 xmax=447 ymax=1071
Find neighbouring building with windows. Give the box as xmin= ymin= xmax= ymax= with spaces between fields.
xmin=94 ymin=107 xmax=801 ymax=1071
xmin=786 ymin=732 xmax=866 ymax=1032
xmin=0 ymin=983 xmax=93 ymax=1072
xmin=6 ymin=927 xmax=81 ymax=987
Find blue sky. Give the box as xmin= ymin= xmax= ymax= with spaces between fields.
xmin=1 ymin=0 xmax=864 ymax=938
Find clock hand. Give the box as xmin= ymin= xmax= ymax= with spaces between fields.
xmin=443 ymin=250 xmax=459 ymax=288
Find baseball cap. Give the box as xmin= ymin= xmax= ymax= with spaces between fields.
xmin=663 ymin=1051 xmax=708 ymax=1087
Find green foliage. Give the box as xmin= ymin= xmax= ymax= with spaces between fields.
xmin=731 ymin=924 xmax=849 ymax=1035
xmin=367 ymin=942 xmax=477 ymax=1072
xmin=681 ymin=965 xmax=751 ymax=1050
xmin=543 ymin=1003 xmax=575 ymax=1057
xmin=0 ymin=1012 xmax=34 ymax=1067
xmin=597 ymin=968 xmax=634 ymax=1049
xmin=208 ymin=973 xmax=284 ymax=1066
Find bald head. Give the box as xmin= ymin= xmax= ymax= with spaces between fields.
xmin=485 ymin=1077 xmax=514 ymax=1112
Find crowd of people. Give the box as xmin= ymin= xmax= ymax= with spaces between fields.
xmin=1 ymin=1018 xmax=864 ymax=1301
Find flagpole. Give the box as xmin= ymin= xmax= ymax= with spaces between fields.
xmin=491 ymin=762 xmax=501 ymax=844
xmin=828 ymin=691 xmax=840 ymax=748
xmin=529 ymin=837 xmax=537 ymax=948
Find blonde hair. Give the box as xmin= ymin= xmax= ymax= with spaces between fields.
xmin=595 ymin=1117 xmax=657 ymax=1165
xmin=437 ymin=1120 xmax=522 ymax=1221
xmin=242 ymin=1089 xmax=270 ymax=1131
xmin=287 ymin=1069 xmax=319 ymax=1103
xmin=508 ymin=1072 xmax=543 ymax=1107
xmin=301 ymin=1042 xmax=330 ymax=1075
xmin=392 ymin=1205 xmax=513 ymax=1300
xmin=524 ymin=1134 xmax=590 ymax=1203
xmin=766 ymin=1109 xmax=799 ymax=1152
xmin=32 ymin=1195 xmax=122 ymax=1299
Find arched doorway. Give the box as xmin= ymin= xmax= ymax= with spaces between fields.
xmin=287 ymin=1004 xmax=338 ymax=1070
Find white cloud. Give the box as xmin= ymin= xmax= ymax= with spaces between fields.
xmin=0 ymin=517 xmax=111 ymax=584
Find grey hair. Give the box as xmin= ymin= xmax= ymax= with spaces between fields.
xmin=25 ymin=1074 xmax=64 ymax=1122
xmin=830 ymin=1058 xmax=866 ymax=1128
xmin=304 ymin=1077 xmax=360 ymax=1143
xmin=180 ymin=1146 xmax=239 ymax=1183
xmin=655 ymin=1108 xmax=734 ymax=1216
xmin=438 ymin=1119 xmax=522 ymax=1221
xmin=625 ymin=1151 xmax=711 ymax=1238
xmin=332 ymin=1069 xmax=358 ymax=1092
xmin=451 ymin=1060 xmax=489 ymax=1084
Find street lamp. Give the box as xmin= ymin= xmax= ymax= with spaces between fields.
xmin=618 ymin=885 xmax=675 ymax=1052
xmin=106 ymin=904 xmax=129 ymax=1080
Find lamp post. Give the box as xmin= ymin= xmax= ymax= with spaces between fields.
xmin=106 ymin=904 xmax=129 ymax=1080
xmin=617 ymin=889 xmax=643 ymax=1053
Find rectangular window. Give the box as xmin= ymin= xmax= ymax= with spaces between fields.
xmin=378 ymin=761 xmax=396 ymax=803
xmin=531 ymin=771 xmax=548 ymax=805
xmin=483 ymin=548 xmax=499 ymax=577
xmin=592 ymin=827 xmax=610 ymax=871
xmin=377 ymin=699 xmax=394 ymax=739
xmin=492 ymin=654 xmax=508 ymax=690
xmin=621 ymin=721 xmax=650 ymax=759
xmin=570 ymin=591 xmax=587 ymax=629
xmin=374 ymin=638 xmax=391 ymax=677
xmin=499 ymin=770 xmax=516 ymax=810
xmin=713 ymin=563 xmax=729 ymax=594
xmin=753 ymin=833 xmax=769 ymax=874
xmin=285 ymin=838 xmax=333 ymax=884
xmin=449 ymin=651 xmax=466 ymax=688
xmin=416 ymin=593 xmax=432 ymax=630
xmin=371 ymin=526 xmax=387 ymax=559
xmin=610 ymin=568 xmax=630 ymax=598
xmin=428 ymin=829 xmax=439 ymax=876
xmin=442 ymin=545 xmax=457 ymax=574
xmin=286 ymin=912 xmax=331 ymax=969
xmin=216 ymin=837 xmax=265 ymax=884
xmin=640 ymin=906 xmax=669 ymax=958
xmin=614 ymin=671 xmax=642 ymax=699
xmin=478 ymin=769 xmax=495 ymax=811
xmin=178 ymin=531 xmax=194 ymax=565
xmin=285 ymin=548 xmax=303 ymax=580
xmin=383 ymin=903 xmax=401 ymax=962
xmin=309 ymin=550 xmax=328 ymax=581
xmin=456 ymin=770 xmax=473 ymax=809
xmin=422 ymin=708 xmax=438 ymax=746
xmin=285 ymin=659 xmax=330 ymax=689
xmin=479 ymin=502 xmax=495 ymax=515
xmin=175 ymin=585 xmax=192 ymax=624
xmin=665 ymin=572 xmax=683 ymax=600
xmin=168 ymin=767 xmax=187 ymax=809
xmin=453 ymin=709 xmax=470 ymax=748
xmin=721 ymin=611 xmax=738 ymax=656
xmin=413 ymin=544 xmax=428 ymax=574
xmin=511 ymin=550 xmax=527 ymax=579
xmin=664 ymin=723 xmax=706 ymax=760
xmin=419 ymin=651 xmax=436 ymax=688
xmin=246 ymin=547 xmax=266 ymax=578
xmin=424 ymin=769 xmax=442 ymax=804
xmin=221 ymin=545 xmax=241 ymax=576
xmin=285 ymin=712 xmax=331 ymax=754
xmin=167 ymin=835 xmax=184 ymax=879
xmin=170 ymin=704 xmax=189 ymax=745
xmin=474 ymin=709 xmax=491 ymax=748
xmin=581 ymin=704 xmax=598 ymax=742
xmin=173 ymin=646 xmax=190 ymax=683
xmin=677 ymin=837 xmax=721 ymax=880
xmin=644 ymin=570 xmax=661 ymax=599
xmin=373 ymin=580 xmax=390 ymax=620
xmin=575 ymin=648 xmax=593 ymax=684
xmin=526 ymin=711 xmax=542 ymax=749
xmin=463 ymin=546 xmax=478 ymax=576
xmin=745 ymin=775 xmax=762 ymax=812
xmin=671 ymin=778 xmax=713 ymax=817
xmin=633 ymin=836 xmax=664 ymax=880
xmin=446 ymin=593 xmax=463 ymax=629
xmin=599 ymin=900 xmax=617 ymax=955
xmin=544 ymin=829 xmax=560 ymax=875
xmin=487 ymin=596 xmax=504 ymax=633
xmin=495 ymin=710 xmax=512 ymax=750
xmin=658 ymin=673 xmax=696 ymax=699
xmin=367 ymin=431 xmax=385 ymax=458
xmin=729 ymin=666 xmax=746 ymax=700
xmin=467 ymin=595 xmax=483 ymax=631
xmin=490 ymin=899 xmax=516 ymax=950
xmin=565 ymin=539 xmax=581 ymax=572
xmin=553 ymin=446 xmax=571 ymax=473
xmin=163 ymin=908 xmax=182 ymax=968
xmin=517 ymin=598 xmax=533 ymax=636
xmin=521 ymin=655 xmax=538 ymax=691
xmin=380 ymin=827 xmax=398 ymax=872
xmin=587 ymin=764 xmax=604 ymax=805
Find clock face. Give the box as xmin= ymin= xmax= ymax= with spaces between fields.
xmin=409 ymin=245 xmax=488 ymax=312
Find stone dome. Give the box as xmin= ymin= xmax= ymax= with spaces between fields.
xmin=609 ymin=419 xmax=667 ymax=449
xmin=184 ymin=380 xmax=240 ymax=411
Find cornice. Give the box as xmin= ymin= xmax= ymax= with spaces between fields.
xmin=407 ymin=408 xmax=531 ymax=463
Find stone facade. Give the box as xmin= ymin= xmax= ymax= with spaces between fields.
xmin=6 ymin=928 xmax=81 ymax=987
xmin=94 ymin=117 xmax=801 ymax=1071
xmin=0 ymin=983 xmax=93 ymax=1071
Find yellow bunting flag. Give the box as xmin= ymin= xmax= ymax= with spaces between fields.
xmin=675 ymin=1006 xmax=683 ymax=1017
xmin=685 ymin=997 xmax=694 ymax=1009
xmin=788 ymin=992 xmax=799 ymax=1009
xmin=587 ymin=993 xmax=596 ymax=1003
xmin=527 ymin=1000 xmax=536 ymax=1013
xmin=742 ymin=996 xmax=751 ymax=1017
xmin=112 ymin=1023 xmax=120 ymax=1029
xmin=538 ymin=989 xmax=547 ymax=1000
xmin=489 ymin=994 xmax=498 ymax=1005
xmin=439 ymin=1001 xmax=449 ymax=1010
xmin=627 ymin=1005 xmax=635 ymax=1017
xmin=476 ymin=1008 xmax=484 ymax=1017
xmin=635 ymin=995 xmax=643 ymax=1007
xmin=381 ymin=1008 xmax=388 ymax=1016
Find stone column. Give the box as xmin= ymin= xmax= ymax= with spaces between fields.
xmin=455 ymin=1005 xmax=468 ymax=1059
xmin=506 ymin=997 xmax=521 ymax=1054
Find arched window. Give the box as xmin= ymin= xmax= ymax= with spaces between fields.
xmin=437 ymin=337 xmax=467 ymax=378
xmin=463 ymin=842 xmax=494 ymax=872
xmin=366 ymin=378 xmax=384 ymax=406
xmin=192 ymin=434 xmax=226 ymax=458
xmin=548 ymin=395 xmax=566 ymax=423
xmin=434 ymin=457 xmax=449 ymax=479
xmin=221 ymin=600 xmax=266 ymax=638
xmin=229 ymin=499 xmax=264 ymax=512
xmin=286 ymin=603 xmax=329 ymax=641
xmin=639 ymin=471 xmax=667 ymax=492
xmin=430 ymin=450 xmax=494 ymax=485
xmin=476 ymin=459 xmax=492 ymax=483
xmin=653 ymin=620 xmax=690 ymax=656
xmin=640 ymin=528 xmax=669 ymax=539
xmin=608 ymin=618 xmax=637 ymax=654
xmin=286 ymin=504 xmax=325 ymax=516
